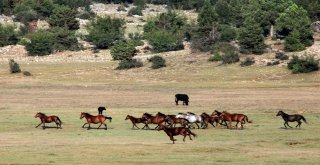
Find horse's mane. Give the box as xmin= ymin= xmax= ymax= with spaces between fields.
xmin=37 ymin=112 xmax=46 ymax=116
xmin=187 ymin=112 xmax=196 ymax=115
xmin=143 ymin=113 xmax=153 ymax=117
xmin=177 ymin=113 xmax=186 ymax=115
xmin=214 ymin=110 xmax=222 ymax=115
xmin=157 ymin=112 xmax=166 ymax=116
xmin=82 ymin=112 xmax=92 ymax=117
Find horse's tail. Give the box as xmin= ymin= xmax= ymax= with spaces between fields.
xmin=301 ymin=116 xmax=308 ymax=124
xmin=245 ymin=115 xmax=252 ymax=123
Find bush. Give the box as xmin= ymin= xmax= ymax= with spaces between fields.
xmin=208 ymin=52 xmax=222 ymax=62
xmin=240 ymin=57 xmax=255 ymax=67
xmin=287 ymin=55 xmax=319 ymax=74
xmin=111 ymin=40 xmax=137 ymax=60
xmin=25 ymin=30 xmax=55 ymax=56
xmin=219 ymin=24 xmax=237 ymax=42
xmin=275 ymin=52 xmax=289 ymax=60
xmin=284 ymin=30 xmax=305 ymax=52
xmin=86 ymin=16 xmax=125 ymax=49
xmin=267 ymin=60 xmax=280 ymax=66
xmin=117 ymin=4 xmax=127 ymax=12
xmin=221 ymin=52 xmax=239 ymax=64
xmin=128 ymin=33 xmax=144 ymax=46
xmin=128 ymin=7 xmax=143 ymax=16
xmin=145 ymin=30 xmax=184 ymax=52
xmin=9 ymin=59 xmax=21 ymax=73
xmin=48 ymin=5 xmax=79 ymax=30
xmin=23 ymin=71 xmax=32 ymax=76
xmin=117 ymin=59 xmax=143 ymax=70
xmin=0 ymin=24 xmax=19 ymax=47
xmin=148 ymin=55 xmax=166 ymax=69
xmin=49 ymin=27 xmax=82 ymax=51
xmin=14 ymin=9 xmax=39 ymax=25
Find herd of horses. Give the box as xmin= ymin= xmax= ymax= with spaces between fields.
xmin=34 ymin=95 xmax=308 ymax=144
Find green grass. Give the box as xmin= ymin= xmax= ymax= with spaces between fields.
xmin=0 ymin=61 xmax=320 ymax=164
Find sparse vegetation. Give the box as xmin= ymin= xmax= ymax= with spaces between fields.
xmin=275 ymin=52 xmax=289 ymax=60
xmin=8 ymin=59 xmax=21 ymax=73
xmin=287 ymin=55 xmax=319 ymax=74
xmin=128 ymin=7 xmax=143 ymax=16
xmin=148 ymin=55 xmax=166 ymax=69
xmin=116 ymin=58 xmax=143 ymax=70
xmin=240 ymin=57 xmax=255 ymax=67
xmin=208 ymin=52 xmax=222 ymax=62
xmin=221 ymin=52 xmax=240 ymax=64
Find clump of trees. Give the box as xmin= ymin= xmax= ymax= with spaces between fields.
xmin=287 ymin=55 xmax=319 ymax=74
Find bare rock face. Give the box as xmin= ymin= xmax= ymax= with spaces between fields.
xmin=311 ymin=21 xmax=320 ymax=32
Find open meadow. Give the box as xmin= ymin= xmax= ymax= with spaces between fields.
xmin=0 ymin=54 xmax=320 ymax=164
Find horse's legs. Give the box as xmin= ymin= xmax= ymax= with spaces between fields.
xmin=87 ymin=123 xmax=91 ymax=130
xmin=97 ymin=123 xmax=103 ymax=129
xmin=195 ymin=123 xmax=200 ymax=129
xmin=183 ymin=134 xmax=186 ymax=142
xmin=235 ymin=122 xmax=239 ymax=128
xmin=104 ymin=123 xmax=107 ymax=130
xmin=35 ymin=122 xmax=42 ymax=128
xmin=133 ymin=123 xmax=140 ymax=129
xmin=82 ymin=123 xmax=87 ymax=128
xmin=296 ymin=121 xmax=302 ymax=128
xmin=285 ymin=122 xmax=292 ymax=128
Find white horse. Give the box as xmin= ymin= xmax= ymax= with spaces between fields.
xmin=176 ymin=112 xmax=204 ymax=129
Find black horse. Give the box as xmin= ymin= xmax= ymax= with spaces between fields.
xmin=98 ymin=106 xmax=106 ymax=115
xmin=276 ymin=111 xmax=307 ymax=128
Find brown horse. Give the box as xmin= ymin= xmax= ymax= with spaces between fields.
xmin=220 ymin=111 xmax=252 ymax=129
xmin=125 ymin=115 xmax=147 ymax=129
xmin=35 ymin=112 xmax=62 ymax=129
xmin=200 ymin=112 xmax=219 ymax=128
xmin=141 ymin=112 xmax=166 ymax=129
xmin=158 ymin=125 xmax=196 ymax=144
xmin=165 ymin=115 xmax=189 ymax=127
xmin=80 ymin=112 xmax=112 ymax=130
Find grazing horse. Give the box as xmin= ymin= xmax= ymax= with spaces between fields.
xmin=175 ymin=94 xmax=189 ymax=106
xmin=200 ymin=112 xmax=219 ymax=128
xmin=165 ymin=115 xmax=189 ymax=127
xmin=176 ymin=112 xmax=204 ymax=129
xmin=125 ymin=115 xmax=146 ymax=129
xmin=35 ymin=112 xmax=62 ymax=129
xmin=98 ymin=106 xmax=106 ymax=115
xmin=276 ymin=111 xmax=307 ymax=128
xmin=80 ymin=112 xmax=112 ymax=130
xmin=158 ymin=125 xmax=196 ymax=144
xmin=141 ymin=112 xmax=166 ymax=129
xmin=220 ymin=111 xmax=252 ymax=129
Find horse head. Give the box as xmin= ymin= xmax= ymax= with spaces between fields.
xmin=125 ymin=115 xmax=130 ymax=120
xmin=276 ymin=111 xmax=283 ymax=116
xmin=80 ymin=112 xmax=86 ymax=119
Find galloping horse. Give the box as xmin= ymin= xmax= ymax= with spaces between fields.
xmin=220 ymin=111 xmax=252 ymax=129
xmin=125 ymin=115 xmax=146 ymax=129
xmin=200 ymin=112 xmax=219 ymax=128
xmin=276 ymin=111 xmax=307 ymax=128
xmin=80 ymin=112 xmax=112 ymax=130
xmin=35 ymin=112 xmax=62 ymax=129
xmin=165 ymin=115 xmax=189 ymax=128
xmin=158 ymin=124 xmax=196 ymax=144
xmin=176 ymin=112 xmax=204 ymax=129
xmin=141 ymin=112 xmax=166 ymax=129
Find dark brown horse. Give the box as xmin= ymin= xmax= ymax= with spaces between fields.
xmin=220 ymin=111 xmax=252 ymax=129
xmin=158 ymin=125 xmax=196 ymax=144
xmin=125 ymin=115 xmax=146 ymax=129
xmin=165 ymin=115 xmax=189 ymax=127
xmin=141 ymin=112 xmax=166 ymax=129
xmin=35 ymin=112 xmax=62 ymax=129
xmin=200 ymin=112 xmax=219 ymax=128
xmin=80 ymin=112 xmax=112 ymax=130
xmin=276 ymin=111 xmax=307 ymax=128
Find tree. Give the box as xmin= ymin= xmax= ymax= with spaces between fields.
xmin=48 ymin=5 xmax=79 ymax=30
xmin=238 ymin=17 xmax=266 ymax=54
xmin=197 ymin=0 xmax=217 ymax=28
xmin=86 ymin=16 xmax=125 ymax=49
xmin=215 ymin=0 xmax=231 ymax=24
xmin=276 ymin=4 xmax=313 ymax=50
xmin=25 ymin=30 xmax=55 ymax=56
xmin=0 ymin=24 xmax=19 ymax=47
xmin=284 ymin=30 xmax=305 ymax=51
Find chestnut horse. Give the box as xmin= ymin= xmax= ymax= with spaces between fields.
xmin=158 ymin=125 xmax=196 ymax=144
xmin=125 ymin=115 xmax=146 ymax=129
xmin=141 ymin=112 xmax=166 ymax=129
xmin=165 ymin=115 xmax=189 ymax=127
xmin=220 ymin=111 xmax=252 ymax=129
xmin=200 ymin=112 xmax=219 ymax=128
xmin=80 ymin=112 xmax=112 ymax=130
xmin=276 ymin=111 xmax=307 ymax=128
xmin=35 ymin=112 xmax=62 ymax=129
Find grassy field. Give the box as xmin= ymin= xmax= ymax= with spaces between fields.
xmin=0 ymin=56 xmax=320 ymax=164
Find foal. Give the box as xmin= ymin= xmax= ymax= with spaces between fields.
xmin=35 ymin=112 xmax=62 ymax=129
xmin=276 ymin=111 xmax=307 ymax=128
xmin=158 ymin=125 xmax=196 ymax=144
xmin=125 ymin=115 xmax=146 ymax=129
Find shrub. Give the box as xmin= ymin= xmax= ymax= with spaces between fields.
xmin=14 ymin=9 xmax=39 ymax=25
xmin=128 ymin=7 xmax=143 ymax=16
xmin=128 ymin=33 xmax=144 ymax=46
xmin=111 ymin=40 xmax=137 ymax=60
xmin=133 ymin=0 xmax=146 ymax=8
xmin=240 ymin=57 xmax=255 ymax=67
xmin=287 ymin=55 xmax=319 ymax=74
xmin=208 ymin=52 xmax=222 ymax=62
xmin=9 ymin=59 xmax=21 ymax=73
xmin=148 ymin=55 xmax=166 ymax=69
xmin=48 ymin=5 xmax=79 ymax=30
xmin=0 ymin=24 xmax=19 ymax=47
xmin=23 ymin=71 xmax=32 ymax=76
xmin=117 ymin=59 xmax=143 ymax=70
xmin=219 ymin=24 xmax=237 ymax=42
xmin=267 ymin=60 xmax=280 ymax=66
xmin=49 ymin=27 xmax=82 ymax=51
xmin=25 ymin=30 xmax=55 ymax=56
xmin=284 ymin=30 xmax=305 ymax=52
xmin=221 ymin=52 xmax=239 ymax=64
xmin=117 ymin=4 xmax=127 ymax=12
xmin=145 ymin=30 xmax=184 ymax=52
xmin=275 ymin=52 xmax=289 ymax=60
xmin=86 ymin=16 xmax=125 ymax=49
